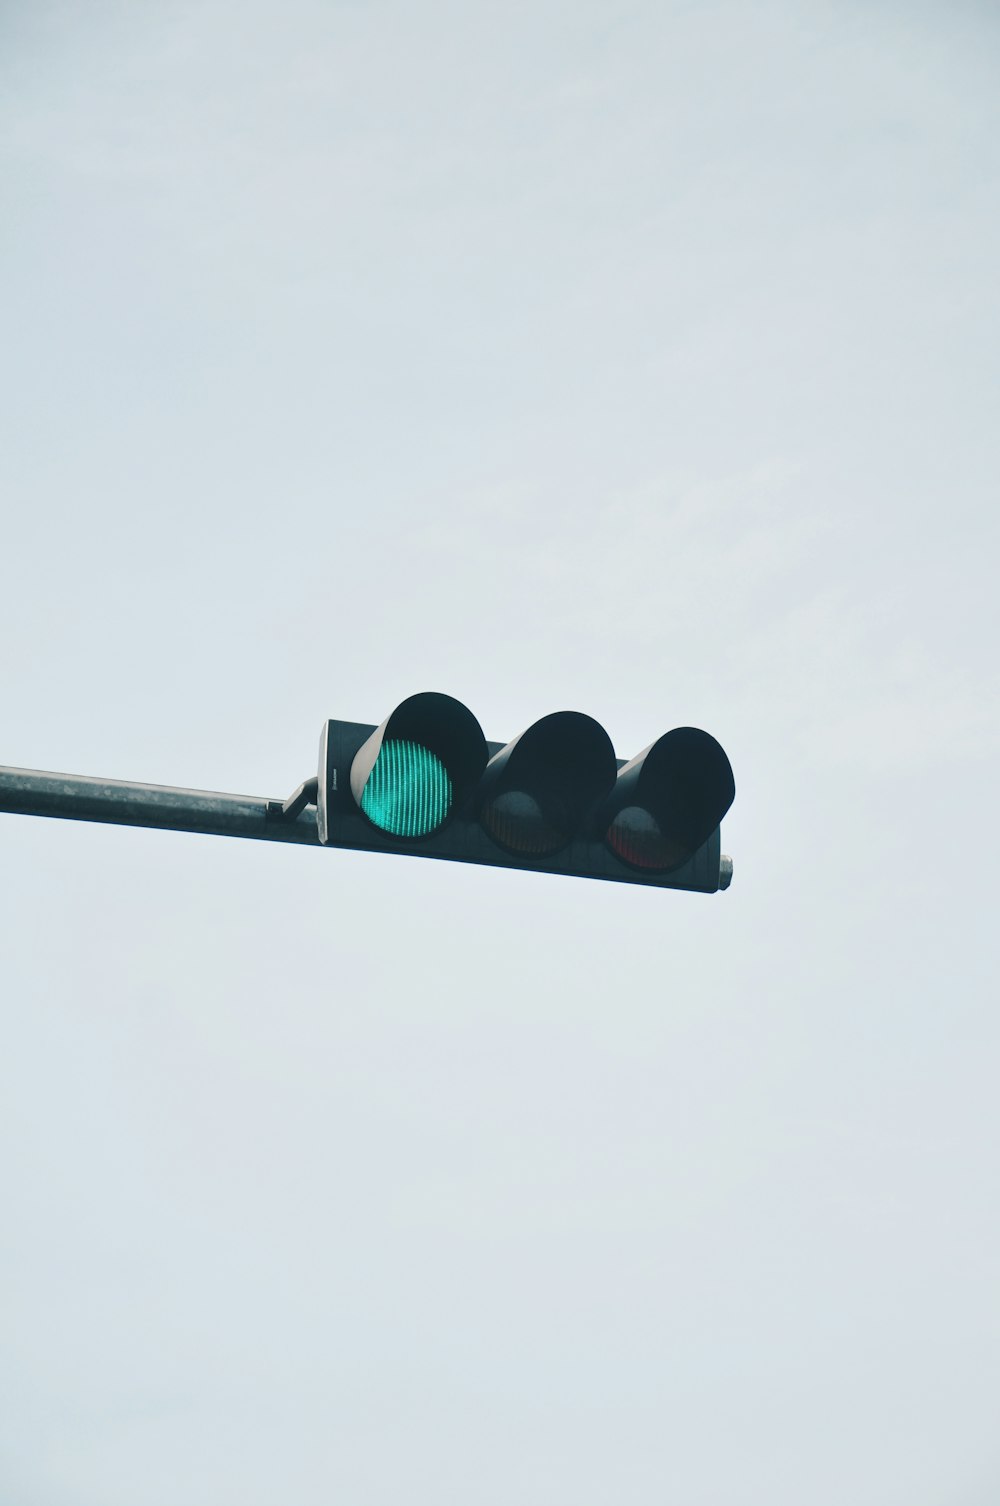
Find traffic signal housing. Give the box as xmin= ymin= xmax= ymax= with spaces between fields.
xmin=317 ymin=693 xmax=735 ymax=893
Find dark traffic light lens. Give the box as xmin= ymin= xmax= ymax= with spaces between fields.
xmin=481 ymin=790 xmax=564 ymax=856
xmin=360 ymin=738 xmax=452 ymax=837
xmin=606 ymin=806 xmax=690 ymax=872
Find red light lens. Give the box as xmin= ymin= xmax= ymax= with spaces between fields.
xmin=606 ymin=806 xmax=690 ymax=871
xmin=481 ymin=790 xmax=564 ymax=855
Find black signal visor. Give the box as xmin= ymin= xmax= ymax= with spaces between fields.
xmin=477 ymin=711 xmax=618 ymax=857
xmin=601 ymin=727 xmax=735 ymax=873
xmin=349 ymin=692 xmax=488 ymax=841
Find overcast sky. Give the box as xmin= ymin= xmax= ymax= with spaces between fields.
xmin=2 ymin=2 xmax=999 ymax=1502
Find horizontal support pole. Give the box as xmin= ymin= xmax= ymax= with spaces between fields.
xmin=0 ymin=765 xmax=319 ymax=845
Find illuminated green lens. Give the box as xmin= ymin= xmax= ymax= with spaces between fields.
xmin=360 ymin=739 xmax=453 ymax=837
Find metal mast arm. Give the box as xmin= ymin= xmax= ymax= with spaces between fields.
xmin=0 ymin=766 xmax=319 ymax=845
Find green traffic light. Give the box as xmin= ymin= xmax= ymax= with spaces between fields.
xmin=360 ymin=738 xmax=453 ymax=838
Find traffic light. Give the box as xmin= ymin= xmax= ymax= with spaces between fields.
xmin=317 ymin=692 xmax=735 ymax=893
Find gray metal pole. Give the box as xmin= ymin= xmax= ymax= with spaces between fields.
xmin=0 ymin=766 xmax=319 ymax=845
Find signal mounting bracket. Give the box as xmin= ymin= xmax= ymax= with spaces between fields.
xmin=265 ymin=775 xmax=318 ymax=822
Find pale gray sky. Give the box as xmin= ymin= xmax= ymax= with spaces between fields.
xmin=2 ymin=2 xmax=999 ymax=1503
